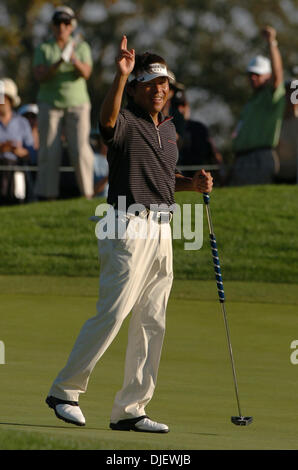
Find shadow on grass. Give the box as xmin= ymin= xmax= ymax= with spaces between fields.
xmin=0 ymin=421 xmax=107 ymax=432
xmin=0 ymin=421 xmax=219 ymax=437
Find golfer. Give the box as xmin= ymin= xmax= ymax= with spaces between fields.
xmin=46 ymin=36 xmax=213 ymax=433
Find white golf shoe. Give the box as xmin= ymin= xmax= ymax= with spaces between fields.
xmin=110 ymin=415 xmax=169 ymax=433
xmin=46 ymin=396 xmax=86 ymax=426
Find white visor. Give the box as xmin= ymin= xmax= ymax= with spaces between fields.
xmin=135 ymin=63 xmax=170 ymax=83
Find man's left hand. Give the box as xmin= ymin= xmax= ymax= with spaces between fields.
xmin=192 ymin=169 xmax=213 ymax=193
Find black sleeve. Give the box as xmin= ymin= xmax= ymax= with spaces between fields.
xmin=98 ymin=112 xmax=128 ymax=148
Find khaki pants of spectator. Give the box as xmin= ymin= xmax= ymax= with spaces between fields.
xmin=35 ymin=102 xmax=94 ymax=198
xmin=230 ymin=148 xmax=280 ymax=186
xmin=49 ymin=212 xmax=173 ymax=423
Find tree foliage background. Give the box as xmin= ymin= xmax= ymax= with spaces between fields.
xmin=1 ymin=0 xmax=298 ymax=154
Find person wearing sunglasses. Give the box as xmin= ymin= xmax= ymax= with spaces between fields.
xmin=33 ymin=6 xmax=94 ymax=201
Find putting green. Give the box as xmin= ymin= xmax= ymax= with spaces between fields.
xmin=0 ymin=276 xmax=298 ymax=450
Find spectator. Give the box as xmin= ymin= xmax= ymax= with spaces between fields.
xmin=163 ymin=71 xmax=186 ymax=147
xmin=0 ymin=78 xmax=35 ymax=203
xmin=172 ymin=91 xmax=223 ymax=180
xmin=91 ymin=131 xmax=109 ymax=198
xmin=18 ymin=104 xmax=39 ymax=164
xmin=230 ymin=26 xmax=285 ymax=185
xmin=33 ymin=6 xmax=94 ymax=201
xmin=276 ymin=79 xmax=298 ymax=183
xmin=18 ymin=103 xmax=39 ymax=201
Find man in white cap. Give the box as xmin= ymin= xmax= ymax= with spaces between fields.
xmin=230 ymin=26 xmax=285 ymax=185
xmin=46 ymin=35 xmax=213 ymax=433
xmin=0 ymin=78 xmax=35 ymax=202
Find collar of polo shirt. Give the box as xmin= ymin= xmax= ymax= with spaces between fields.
xmin=135 ymin=63 xmax=170 ymax=83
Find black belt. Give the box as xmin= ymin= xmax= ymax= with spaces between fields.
xmin=112 ymin=205 xmax=173 ymax=223
xmin=112 ymin=202 xmax=150 ymax=216
xmin=112 ymin=202 xmax=172 ymax=215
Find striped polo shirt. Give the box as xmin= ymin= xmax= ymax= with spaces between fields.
xmin=100 ymin=102 xmax=179 ymax=209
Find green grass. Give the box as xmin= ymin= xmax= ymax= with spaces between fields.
xmin=0 ymin=185 xmax=297 ymax=282
xmin=1 ymin=185 xmax=298 ymax=450
xmin=0 ymin=276 xmax=298 ymax=450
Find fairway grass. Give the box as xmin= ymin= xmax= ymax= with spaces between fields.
xmin=1 ymin=185 xmax=298 ymax=283
xmin=1 ymin=276 xmax=298 ymax=450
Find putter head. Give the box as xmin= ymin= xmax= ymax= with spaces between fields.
xmin=231 ymin=416 xmax=253 ymax=426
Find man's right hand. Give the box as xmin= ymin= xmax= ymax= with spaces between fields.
xmin=115 ymin=35 xmax=135 ymax=77
xmin=99 ymin=35 xmax=135 ymax=134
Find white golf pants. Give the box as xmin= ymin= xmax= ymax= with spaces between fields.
xmin=49 ymin=211 xmax=173 ymax=422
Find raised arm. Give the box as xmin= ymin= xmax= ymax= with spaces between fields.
xmin=262 ymin=26 xmax=283 ymax=90
xmin=99 ymin=36 xmax=135 ymax=137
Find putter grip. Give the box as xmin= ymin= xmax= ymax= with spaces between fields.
xmin=209 ymin=233 xmax=225 ymax=303
xmin=203 ymin=192 xmax=210 ymax=205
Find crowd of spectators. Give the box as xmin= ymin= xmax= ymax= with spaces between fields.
xmin=0 ymin=7 xmax=297 ymax=206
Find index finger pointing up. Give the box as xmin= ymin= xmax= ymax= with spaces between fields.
xmin=120 ymin=35 xmax=127 ymax=51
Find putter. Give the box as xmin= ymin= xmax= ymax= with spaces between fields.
xmin=203 ymin=192 xmax=253 ymax=426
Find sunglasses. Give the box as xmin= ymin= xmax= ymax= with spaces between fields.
xmin=53 ymin=18 xmax=72 ymax=26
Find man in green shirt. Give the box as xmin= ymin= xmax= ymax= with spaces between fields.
xmin=33 ymin=6 xmax=94 ymax=200
xmin=230 ymin=26 xmax=285 ymax=185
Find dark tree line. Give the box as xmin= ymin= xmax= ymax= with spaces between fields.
xmin=1 ymin=0 xmax=297 ymax=153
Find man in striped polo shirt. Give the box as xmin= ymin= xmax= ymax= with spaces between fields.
xmin=46 ymin=36 xmax=213 ymax=433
